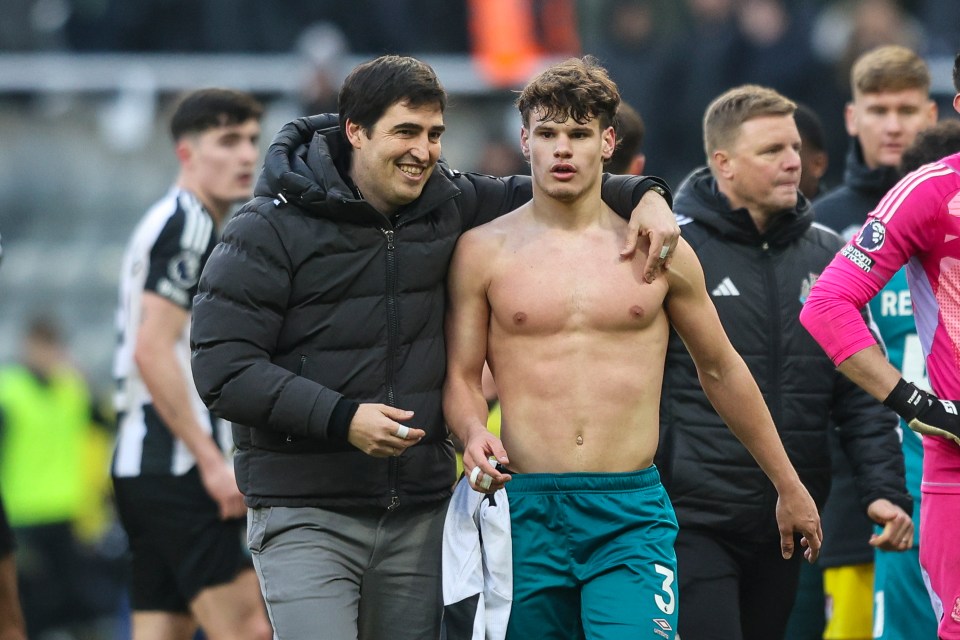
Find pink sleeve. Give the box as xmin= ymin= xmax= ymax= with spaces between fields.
xmin=802 ymin=162 xmax=956 ymax=365
xmin=799 ymin=256 xmax=882 ymax=366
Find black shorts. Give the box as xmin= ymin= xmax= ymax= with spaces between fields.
xmin=113 ymin=468 xmax=252 ymax=612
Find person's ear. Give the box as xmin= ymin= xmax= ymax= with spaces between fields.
xmin=520 ymin=127 xmax=531 ymax=160
xmin=345 ymin=118 xmax=365 ymax=149
xmin=713 ymin=149 xmax=734 ymax=179
xmin=601 ymin=126 xmax=616 ymax=160
xmin=844 ymin=102 xmax=858 ymax=137
xmin=175 ymin=138 xmax=192 ymax=165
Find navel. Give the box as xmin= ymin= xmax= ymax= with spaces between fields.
xmin=629 ymin=305 xmax=645 ymax=318
xmin=576 ymin=434 xmax=583 ymax=446
xmin=513 ymin=311 xmax=527 ymax=324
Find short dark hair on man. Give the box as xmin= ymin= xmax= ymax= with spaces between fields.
xmin=516 ymin=56 xmax=620 ymax=131
xmin=338 ymin=55 xmax=446 ymax=139
xmin=900 ymin=119 xmax=960 ymax=175
xmin=169 ymin=88 xmax=264 ymax=141
xmin=793 ymin=103 xmax=826 ymax=153
xmin=607 ymin=102 xmax=645 ymax=174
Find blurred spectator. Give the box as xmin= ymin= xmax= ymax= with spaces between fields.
xmin=794 ymin=103 xmax=830 ymax=199
xmin=917 ymin=0 xmax=960 ymax=56
xmin=590 ymin=0 xmax=669 ymax=140
xmin=733 ymin=0 xmax=823 ymax=100
xmin=476 ymin=139 xmax=529 ymax=177
xmin=642 ymin=0 xmax=741 ymax=186
xmin=297 ymin=22 xmax=349 ymax=116
xmin=0 ymin=236 xmax=26 ymax=640
xmin=608 ymin=100 xmax=647 ymax=175
xmin=811 ymin=0 xmax=925 ymax=100
xmin=0 ymin=314 xmax=116 ymax=639
xmin=468 ymin=0 xmax=580 ymax=87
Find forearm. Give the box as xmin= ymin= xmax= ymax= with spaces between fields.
xmin=136 ymin=344 xmax=222 ymax=469
xmin=443 ymin=376 xmax=491 ymax=446
xmin=836 ymin=344 xmax=903 ymax=403
xmin=193 ymin=343 xmax=344 ymax=440
xmin=701 ymin=359 xmax=803 ymax=492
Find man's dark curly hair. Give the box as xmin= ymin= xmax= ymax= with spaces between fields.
xmin=516 ymin=56 xmax=620 ymax=130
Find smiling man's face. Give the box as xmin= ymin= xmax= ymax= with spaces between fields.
xmin=347 ymin=100 xmax=446 ymax=215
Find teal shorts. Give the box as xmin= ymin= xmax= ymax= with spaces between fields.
xmin=505 ymin=466 xmax=679 ymax=640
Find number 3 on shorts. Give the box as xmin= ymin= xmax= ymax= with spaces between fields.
xmin=654 ymin=563 xmax=676 ymax=615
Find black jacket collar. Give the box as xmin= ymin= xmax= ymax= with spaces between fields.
xmin=674 ymin=166 xmax=813 ymax=247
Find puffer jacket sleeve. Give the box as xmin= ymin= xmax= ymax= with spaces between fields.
xmin=191 ymin=204 xmax=344 ymax=441
xmin=830 ymin=367 xmax=912 ymax=515
xmin=456 ymin=172 xmax=532 ymax=230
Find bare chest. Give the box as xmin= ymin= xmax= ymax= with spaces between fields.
xmin=488 ymin=244 xmax=666 ymax=335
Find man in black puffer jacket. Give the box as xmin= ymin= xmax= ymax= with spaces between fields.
xmin=190 ymin=55 xmax=676 ymax=640
xmin=654 ymin=84 xmax=912 ymax=640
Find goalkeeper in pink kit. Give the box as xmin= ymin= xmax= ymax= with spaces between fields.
xmin=800 ymin=52 xmax=960 ymax=640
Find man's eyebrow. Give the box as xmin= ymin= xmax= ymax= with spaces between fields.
xmin=391 ymin=122 xmax=446 ymax=133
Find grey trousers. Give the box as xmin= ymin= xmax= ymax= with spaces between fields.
xmin=247 ymin=500 xmax=448 ymax=640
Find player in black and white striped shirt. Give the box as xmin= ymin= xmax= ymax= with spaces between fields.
xmin=111 ymin=88 xmax=271 ymax=640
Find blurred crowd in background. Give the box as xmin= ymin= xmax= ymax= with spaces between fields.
xmin=0 ymin=0 xmax=958 ymax=638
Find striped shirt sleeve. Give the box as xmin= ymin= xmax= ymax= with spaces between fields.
xmin=144 ymin=193 xmax=215 ymax=309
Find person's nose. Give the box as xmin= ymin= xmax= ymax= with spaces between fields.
xmin=784 ymin=146 xmax=801 ymax=171
xmin=410 ymin=131 xmax=439 ymax=164
xmin=885 ymin=112 xmax=904 ymax=135
xmin=554 ymin=134 xmax=572 ymax=158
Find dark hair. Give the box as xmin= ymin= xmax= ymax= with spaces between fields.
xmin=900 ymin=119 xmax=960 ymax=174
xmin=607 ymin=101 xmax=645 ymax=174
xmin=338 ymin=55 xmax=446 ymax=138
xmin=954 ymin=51 xmax=960 ymax=93
xmin=793 ymin=103 xmax=825 ymax=153
xmin=516 ymin=56 xmax=620 ymax=130
xmin=169 ymin=88 xmax=264 ymax=141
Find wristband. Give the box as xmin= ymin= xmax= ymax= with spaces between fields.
xmin=883 ymin=378 xmax=929 ymax=422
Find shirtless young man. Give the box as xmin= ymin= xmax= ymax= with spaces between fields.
xmin=443 ymin=57 xmax=821 ymax=640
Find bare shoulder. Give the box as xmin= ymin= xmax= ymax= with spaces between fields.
xmin=457 ymin=203 xmax=530 ymax=256
xmin=664 ymin=237 xmax=706 ymax=296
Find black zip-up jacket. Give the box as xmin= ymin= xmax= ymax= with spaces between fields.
xmin=812 ymin=139 xmax=904 ymax=566
xmin=655 ymin=167 xmax=910 ymax=540
xmin=191 ymin=115 xmax=668 ymax=510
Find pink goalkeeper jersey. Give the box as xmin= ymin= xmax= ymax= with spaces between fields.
xmin=801 ymin=152 xmax=960 ymax=494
